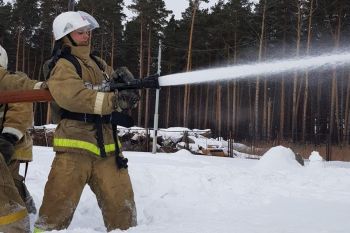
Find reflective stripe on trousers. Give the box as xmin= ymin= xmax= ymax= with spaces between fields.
xmin=53 ymin=138 xmax=122 ymax=156
xmin=33 ymin=226 xmax=44 ymax=233
xmin=0 ymin=208 xmax=27 ymax=225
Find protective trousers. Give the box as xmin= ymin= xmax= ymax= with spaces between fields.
xmin=35 ymin=152 xmax=137 ymax=232
xmin=8 ymin=161 xmax=37 ymax=215
xmin=0 ymin=154 xmax=30 ymax=233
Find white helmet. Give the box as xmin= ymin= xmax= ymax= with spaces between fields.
xmin=0 ymin=45 xmax=8 ymax=69
xmin=52 ymin=11 xmax=99 ymax=40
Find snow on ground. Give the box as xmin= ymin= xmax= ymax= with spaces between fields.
xmin=25 ymin=146 xmax=350 ymax=233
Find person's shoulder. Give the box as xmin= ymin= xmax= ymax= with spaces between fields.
xmin=56 ymin=57 xmax=76 ymax=66
xmin=54 ymin=57 xmax=79 ymax=71
xmin=0 ymin=67 xmax=25 ymax=78
xmin=0 ymin=66 xmax=7 ymax=75
xmin=14 ymin=71 xmax=30 ymax=79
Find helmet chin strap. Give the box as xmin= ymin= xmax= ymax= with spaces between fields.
xmin=67 ymin=34 xmax=78 ymax=46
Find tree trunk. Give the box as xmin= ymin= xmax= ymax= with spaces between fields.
xmin=329 ymin=15 xmax=341 ymax=157
xmin=137 ymin=17 xmax=144 ymax=126
xmin=144 ymin=30 xmax=151 ymax=128
xmin=345 ymin=72 xmax=350 ymax=143
xmin=292 ymin=0 xmax=301 ymax=142
xmin=263 ymin=79 xmax=267 ymax=139
xmin=184 ymin=0 xmax=199 ymax=126
xmin=267 ymin=97 xmax=272 ymax=140
xmin=16 ymin=26 xmax=21 ymax=71
xmin=204 ymin=84 xmax=209 ymax=128
xmin=193 ymin=85 xmax=199 ymax=128
xmin=316 ymin=78 xmax=322 ymax=144
xmin=279 ymin=1 xmax=288 ymax=141
xmin=255 ymin=0 xmax=266 ymax=141
xmin=165 ymin=87 xmax=171 ymax=127
xmin=165 ymin=65 xmax=172 ymax=127
xmin=31 ymin=52 xmax=37 ymax=80
xmin=330 ymin=69 xmax=336 ymax=151
xmin=227 ymin=80 xmax=231 ymax=133
xmin=177 ymin=87 xmax=182 ymax=126
xmin=22 ymin=38 xmax=25 ymax=72
xmin=232 ymin=81 xmax=237 ymax=136
xmin=280 ymin=77 xmax=285 ymax=140
xmin=302 ymin=0 xmax=314 ymax=142
xmin=335 ymin=15 xmax=342 ymax=143
xmin=343 ymin=72 xmax=350 ymax=144
xmin=249 ymin=82 xmax=253 ymax=140
xmin=216 ymin=83 xmax=222 ymax=137
xmin=111 ymin=24 xmax=115 ymax=68
xmin=27 ymin=47 xmax=30 ymax=75
xmin=230 ymin=24 xmax=238 ymax=135
xmin=100 ymin=33 xmax=104 ymax=58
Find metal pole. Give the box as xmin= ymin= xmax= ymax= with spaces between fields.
xmin=152 ymin=40 xmax=162 ymax=153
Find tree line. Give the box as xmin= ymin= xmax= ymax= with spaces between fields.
xmin=1 ymin=0 xmax=350 ymax=145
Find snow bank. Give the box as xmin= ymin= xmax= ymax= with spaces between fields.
xmin=256 ymin=145 xmax=302 ymax=171
xmin=24 ymin=145 xmax=350 ymax=233
xmin=308 ymin=151 xmax=324 ymax=168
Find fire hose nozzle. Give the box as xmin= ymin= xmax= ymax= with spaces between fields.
xmin=110 ymin=74 xmax=160 ymax=91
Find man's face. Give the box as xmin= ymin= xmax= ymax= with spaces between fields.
xmin=70 ymin=29 xmax=90 ymax=46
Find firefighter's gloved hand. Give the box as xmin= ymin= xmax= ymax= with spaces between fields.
xmin=112 ymin=92 xmax=139 ymax=112
xmin=0 ymin=133 xmax=18 ymax=164
xmin=117 ymin=90 xmax=140 ymax=110
xmin=111 ymin=67 xmax=140 ymax=110
xmin=111 ymin=66 xmax=135 ymax=83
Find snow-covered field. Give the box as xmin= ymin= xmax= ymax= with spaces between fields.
xmin=26 ymin=146 xmax=350 ymax=233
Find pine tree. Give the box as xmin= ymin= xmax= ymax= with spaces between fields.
xmin=162 ymin=16 xmax=184 ymax=127
xmin=128 ymin=0 xmax=171 ymax=128
xmin=11 ymin=0 xmax=40 ymax=71
xmin=78 ymin=0 xmax=125 ymax=68
xmin=0 ymin=1 xmax=12 ymax=45
xmin=0 ymin=1 xmax=15 ymax=72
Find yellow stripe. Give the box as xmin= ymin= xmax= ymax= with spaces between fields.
xmin=53 ymin=138 xmax=116 ymax=156
xmin=0 ymin=209 xmax=27 ymax=225
xmin=33 ymin=226 xmax=44 ymax=233
xmin=94 ymin=92 xmax=105 ymax=114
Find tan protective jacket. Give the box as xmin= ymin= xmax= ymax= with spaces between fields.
xmin=0 ymin=67 xmax=41 ymax=91
xmin=0 ymin=71 xmax=34 ymax=161
xmin=0 ymin=102 xmax=33 ymax=161
xmin=47 ymin=38 xmax=119 ymax=157
xmin=0 ymin=65 xmax=36 ymax=233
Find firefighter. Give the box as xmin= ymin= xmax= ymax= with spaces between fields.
xmin=34 ymin=11 xmax=138 ymax=232
xmin=1 ymin=88 xmax=37 ymax=215
xmin=0 ymin=45 xmax=39 ymax=233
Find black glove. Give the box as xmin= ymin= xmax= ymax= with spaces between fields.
xmin=111 ymin=67 xmax=140 ymax=110
xmin=111 ymin=66 xmax=135 ymax=83
xmin=116 ymin=155 xmax=128 ymax=169
xmin=0 ymin=133 xmax=18 ymax=164
xmin=117 ymin=90 xmax=140 ymax=110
